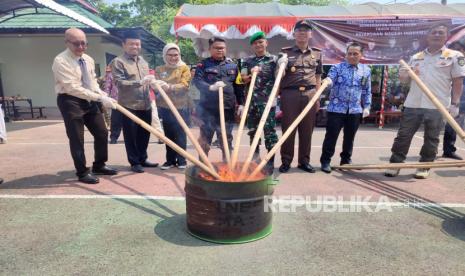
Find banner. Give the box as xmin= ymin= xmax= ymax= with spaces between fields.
xmin=310 ymin=18 xmax=465 ymax=64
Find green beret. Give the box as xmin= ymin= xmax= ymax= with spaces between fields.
xmin=249 ymin=31 xmax=266 ymax=45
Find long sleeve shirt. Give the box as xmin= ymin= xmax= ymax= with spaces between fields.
xmin=52 ymin=48 xmax=105 ymax=101
xmin=327 ymin=61 xmax=371 ymax=114
xmin=154 ymin=64 xmax=191 ymax=110
xmin=111 ymin=53 xmax=151 ymax=110
xmin=193 ymin=57 xmax=244 ymax=110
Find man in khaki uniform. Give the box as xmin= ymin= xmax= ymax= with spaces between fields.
xmin=385 ymin=24 xmax=465 ymax=179
xmin=277 ymin=19 xmax=323 ymax=173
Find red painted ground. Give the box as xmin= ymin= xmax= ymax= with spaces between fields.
xmin=1 ymin=120 xmax=465 ymax=204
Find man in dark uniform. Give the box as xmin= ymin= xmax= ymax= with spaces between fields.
xmin=193 ymin=37 xmax=244 ymax=160
xmin=241 ymin=31 xmax=278 ymax=174
xmin=277 ymin=19 xmax=323 ymax=173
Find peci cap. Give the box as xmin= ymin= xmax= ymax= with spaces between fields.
xmin=123 ymin=29 xmax=141 ymax=40
xmin=249 ymin=31 xmax=266 ymax=45
xmin=294 ymin=19 xmax=313 ymax=31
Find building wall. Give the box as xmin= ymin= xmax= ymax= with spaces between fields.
xmin=0 ymin=34 xmax=124 ymax=118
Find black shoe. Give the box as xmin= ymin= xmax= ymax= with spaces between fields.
xmin=279 ymin=163 xmax=290 ymax=173
xmin=141 ymin=161 xmax=159 ymax=168
xmin=297 ymin=163 xmax=316 ymax=173
xmin=340 ymin=159 xmax=353 ymax=166
xmin=264 ymin=157 xmax=274 ymax=176
xmin=92 ymin=165 xmax=118 ymax=175
xmin=0 ymin=178 xmax=3 ymax=185
xmin=443 ymin=152 xmax=463 ymax=160
xmin=321 ymin=163 xmax=332 ymax=173
xmin=131 ymin=164 xmax=144 ymax=173
xmin=78 ymin=173 xmax=99 ymax=184
xmin=160 ymin=161 xmax=175 ymax=170
xmin=109 ymin=139 xmax=117 ymax=144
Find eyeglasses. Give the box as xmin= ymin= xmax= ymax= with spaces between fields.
xmin=67 ymin=40 xmax=88 ymax=48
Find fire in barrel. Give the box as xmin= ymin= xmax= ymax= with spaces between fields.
xmin=115 ymin=65 xmax=330 ymax=244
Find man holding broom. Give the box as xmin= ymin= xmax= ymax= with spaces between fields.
xmin=385 ymin=24 xmax=465 ymax=179
xmin=240 ymin=31 xmax=278 ymax=175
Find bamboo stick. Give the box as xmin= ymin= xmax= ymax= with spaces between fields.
xmin=115 ymin=103 xmax=221 ymax=179
xmin=399 ymin=59 xmax=465 ymax=140
xmin=231 ymin=70 xmax=258 ymax=169
xmin=153 ymin=83 xmax=217 ymax=173
xmin=333 ymin=160 xmax=465 ymax=170
xmin=218 ymin=86 xmax=231 ymax=169
xmin=239 ymin=63 xmax=287 ymax=180
xmin=247 ymin=78 xmax=331 ymax=180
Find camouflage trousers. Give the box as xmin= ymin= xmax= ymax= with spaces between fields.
xmin=247 ymin=102 xmax=278 ymax=151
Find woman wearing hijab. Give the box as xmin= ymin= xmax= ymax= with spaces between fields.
xmin=155 ymin=43 xmax=191 ymax=169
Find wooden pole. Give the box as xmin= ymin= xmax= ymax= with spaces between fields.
xmin=399 ymin=59 xmax=465 ymax=140
xmin=239 ymin=63 xmax=286 ymax=179
xmin=247 ymin=78 xmax=331 ymax=180
xmin=231 ymin=71 xmax=257 ymax=169
xmin=333 ymin=160 xmax=465 ymax=170
xmin=115 ymin=103 xmax=221 ymax=179
xmin=218 ymin=86 xmax=231 ymax=168
xmin=154 ymin=83 xmax=217 ymax=173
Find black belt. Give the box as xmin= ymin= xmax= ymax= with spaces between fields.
xmin=282 ymin=85 xmax=316 ymax=91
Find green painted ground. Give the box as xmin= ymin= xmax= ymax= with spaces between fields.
xmin=1 ymin=199 xmax=464 ymax=275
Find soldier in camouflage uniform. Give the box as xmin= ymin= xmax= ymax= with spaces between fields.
xmin=240 ymin=31 xmax=278 ymax=174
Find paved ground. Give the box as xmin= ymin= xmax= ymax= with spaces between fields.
xmin=1 ymin=120 xmax=465 ymax=274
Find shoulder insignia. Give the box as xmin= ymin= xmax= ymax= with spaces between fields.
xmin=413 ymin=51 xmax=425 ymax=60
xmin=281 ymin=46 xmax=292 ymax=51
xmin=458 ymin=56 xmax=465 ymax=67
xmin=441 ymin=49 xmax=451 ymax=59
xmin=311 ymin=47 xmax=322 ymax=52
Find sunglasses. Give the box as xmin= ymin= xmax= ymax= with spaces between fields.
xmin=67 ymin=40 xmax=88 ymax=47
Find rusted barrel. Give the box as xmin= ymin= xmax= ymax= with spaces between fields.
xmin=185 ymin=165 xmax=276 ymax=244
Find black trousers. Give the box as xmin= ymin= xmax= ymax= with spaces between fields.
xmin=110 ymin=109 xmax=123 ymax=142
xmin=121 ymin=108 xmax=152 ymax=166
xmin=320 ymin=112 xmax=361 ymax=164
xmin=57 ymin=94 xmax=108 ymax=177
xmin=159 ymin=107 xmax=188 ymax=165
xmin=198 ymin=107 xmax=234 ymax=160
xmin=443 ymin=114 xmax=465 ymax=154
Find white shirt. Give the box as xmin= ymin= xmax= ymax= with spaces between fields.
xmin=52 ymin=48 xmax=105 ymax=101
xmin=403 ymin=46 xmax=465 ymax=109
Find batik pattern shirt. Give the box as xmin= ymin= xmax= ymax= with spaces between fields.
xmin=327 ymin=61 xmax=371 ymax=114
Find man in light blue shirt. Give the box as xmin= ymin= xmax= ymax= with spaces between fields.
xmin=320 ymin=42 xmax=371 ymax=173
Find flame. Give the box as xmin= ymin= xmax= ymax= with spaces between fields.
xmin=198 ymin=162 xmax=265 ymax=182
